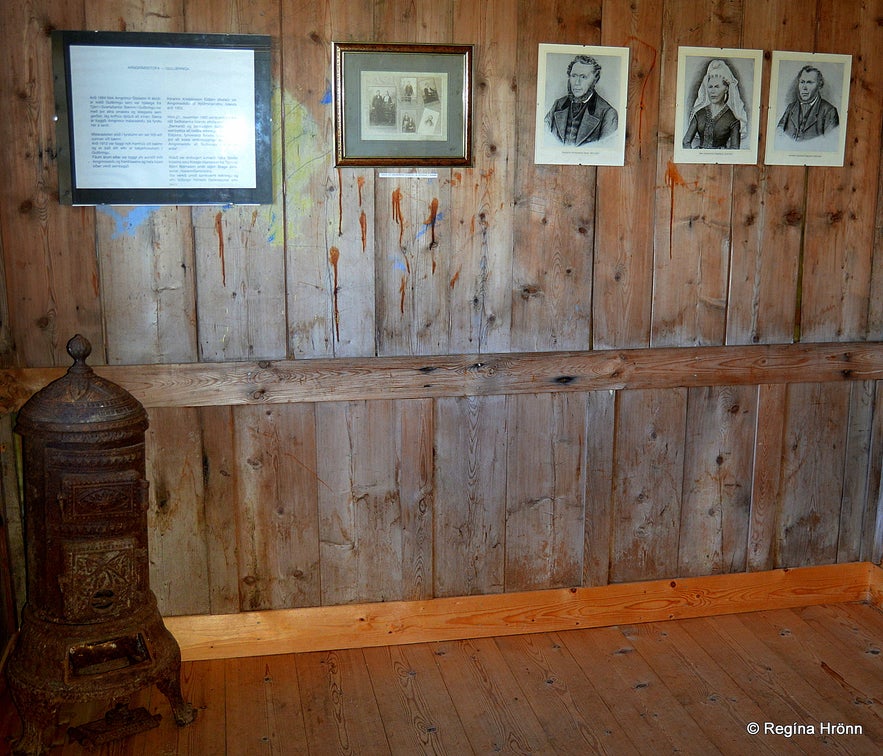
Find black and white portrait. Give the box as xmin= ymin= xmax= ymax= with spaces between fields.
xmin=674 ymin=46 xmax=762 ymax=165
xmin=534 ymin=43 xmax=629 ymax=166
xmin=765 ymin=51 xmax=851 ymax=166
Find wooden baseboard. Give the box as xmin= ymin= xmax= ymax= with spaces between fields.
xmin=869 ymin=562 xmax=883 ymax=608
xmin=165 ymin=562 xmax=877 ymax=662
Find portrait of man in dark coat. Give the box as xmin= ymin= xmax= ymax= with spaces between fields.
xmin=776 ymin=65 xmax=839 ymax=141
xmin=544 ymin=55 xmax=618 ymax=146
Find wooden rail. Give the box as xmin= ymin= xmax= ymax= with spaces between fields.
xmin=164 ymin=562 xmax=881 ymax=661
xmin=1 ymin=341 xmax=882 ymax=413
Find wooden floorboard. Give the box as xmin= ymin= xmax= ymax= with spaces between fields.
xmin=1 ymin=602 xmax=880 ymax=755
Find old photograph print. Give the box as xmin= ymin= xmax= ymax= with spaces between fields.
xmin=361 ymin=70 xmax=447 ymax=142
xmin=673 ymin=46 xmax=763 ymax=165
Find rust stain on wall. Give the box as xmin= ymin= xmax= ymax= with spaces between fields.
xmin=329 ymin=246 xmax=341 ymax=342
xmin=425 ymin=197 xmax=439 ymax=248
xmin=399 ymin=274 xmax=407 ymax=314
xmin=215 ymin=211 xmax=226 ymax=286
xmin=450 ymin=268 xmax=461 ymax=288
xmin=359 ymin=210 xmax=368 ymax=252
xmin=357 ymin=175 xmax=366 ymax=206
xmin=392 ymin=187 xmax=405 ymax=248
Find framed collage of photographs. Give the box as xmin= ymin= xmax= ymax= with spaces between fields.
xmin=333 ymin=42 xmax=472 ymax=167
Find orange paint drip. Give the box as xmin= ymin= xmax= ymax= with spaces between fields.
xmin=424 ymin=197 xmax=439 ymax=247
xmin=357 ymin=175 xmax=365 ymax=206
xmin=359 ymin=210 xmax=368 ymax=252
xmin=399 ymin=274 xmax=407 ymax=314
xmin=329 ymin=246 xmax=341 ymax=342
xmin=392 ymin=187 xmax=405 ymax=248
xmin=214 ymin=211 xmax=226 ymax=286
xmin=450 ymin=268 xmax=460 ymax=289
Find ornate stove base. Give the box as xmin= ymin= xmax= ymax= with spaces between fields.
xmin=6 ymin=601 xmax=195 ymax=756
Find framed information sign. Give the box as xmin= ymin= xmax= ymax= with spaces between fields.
xmin=52 ymin=31 xmax=272 ymax=205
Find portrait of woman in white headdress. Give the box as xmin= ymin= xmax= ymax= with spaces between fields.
xmin=674 ymin=47 xmax=762 ymax=165
xmin=682 ymin=59 xmax=748 ymax=149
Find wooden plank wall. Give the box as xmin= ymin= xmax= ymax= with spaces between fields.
xmin=1 ymin=0 xmax=883 ymax=623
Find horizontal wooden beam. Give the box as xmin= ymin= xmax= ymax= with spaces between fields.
xmin=164 ymin=562 xmax=876 ymax=661
xmin=870 ymin=563 xmax=883 ymax=608
xmin=1 ymin=342 xmax=882 ymax=413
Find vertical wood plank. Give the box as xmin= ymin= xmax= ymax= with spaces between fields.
xmin=199 ymin=405 xmax=243 ymax=615
xmin=0 ymin=0 xmax=104 ymax=367
xmin=747 ymin=383 xmax=786 ymax=572
xmin=505 ymin=393 xmax=586 ymax=591
xmin=583 ymin=388 xmax=616 ymax=586
xmin=800 ymin=0 xmax=883 ymax=342
xmin=317 ymin=399 xmax=431 ymax=605
xmin=233 ymin=403 xmax=321 ymax=611
xmin=611 ymin=388 xmax=687 ymax=582
xmin=727 ymin=0 xmax=814 ymax=345
xmin=328 ymin=4 xmax=379 ymax=358
xmin=448 ymin=0 xmax=517 ymax=354
xmin=86 ymin=1 xmax=199 ymax=366
xmin=677 ymin=385 xmax=756 ymax=576
xmin=434 ymin=395 xmax=508 ymax=597
xmin=593 ymin=0 xmax=663 ymax=349
xmin=510 ymin=0 xmax=601 ymax=352
xmin=650 ymin=0 xmax=742 ymax=347
xmin=836 ymin=380 xmax=875 ymax=563
xmin=776 ymin=382 xmax=851 ymax=567
xmin=186 ymin=0 xmax=287 ymax=363
xmin=398 ymin=398 xmax=434 ymax=601
xmin=281 ymin=0 xmax=336 ymax=358
xmin=372 ymin=1 xmax=454 ymax=357
xmin=145 ymin=407 xmax=211 ymax=616
xmin=862 ymin=380 xmax=883 ymax=563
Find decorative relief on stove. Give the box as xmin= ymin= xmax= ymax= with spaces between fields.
xmin=47 ymin=444 xmax=145 ymax=471
xmin=60 ymin=538 xmax=137 ymax=621
xmin=58 ymin=471 xmax=148 ymax=521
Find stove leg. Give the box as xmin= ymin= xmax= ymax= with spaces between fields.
xmin=156 ymin=670 xmax=196 ymax=727
xmin=9 ymin=695 xmax=57 ymax=756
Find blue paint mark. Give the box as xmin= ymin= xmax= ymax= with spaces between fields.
xmin=320 ymin=84 xmax=332 ymax=104
xmin=97 ymin=205 xmax=161 ymax=239
xmin=393 ymin=259 xmax=409 ymax=273
xmin=415 ymin=211 xmax=445 ymax=240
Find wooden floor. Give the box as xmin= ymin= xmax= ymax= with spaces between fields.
xmin=1 ymin=602 xmax=881 ymax=755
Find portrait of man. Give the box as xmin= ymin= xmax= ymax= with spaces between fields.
xmin=765 ymin=51 xmax=851 ymax=166
xmin=544 ymin=55 xmax=618 ymax=146
xmin=776 ymin=65 xmax=839 ymax=141
xmin=534 ymin=43 xmax=629 ymax=166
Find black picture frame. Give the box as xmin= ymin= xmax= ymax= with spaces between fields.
xmin=52 ymin=30 xmax=273 ymax=205
xmin=333 ymin=42 xmax=473 ymax=167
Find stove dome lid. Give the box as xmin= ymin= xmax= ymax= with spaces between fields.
xmin=15 ymin=334 xmax=148 ymax=436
